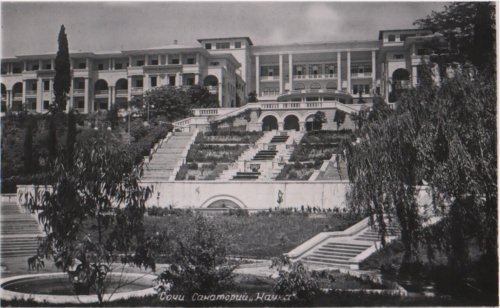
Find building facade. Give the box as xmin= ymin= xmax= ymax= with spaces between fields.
xmin=1 ymin=29 xmax=435 ymax=114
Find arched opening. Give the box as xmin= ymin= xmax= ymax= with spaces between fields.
xmin=390 ymin=68 xmax=410 ymax=102
xmin=262 ymin=115 xmax=278 ymax=131
xmin=294 ymin=83 xmax=305 ymax=90
xmin=203 ymin=75 xmax=219 ymax=87
xmin=305 ymin=114 xmax=323 ymax=131
xmin=94 ymin=79 xmax=109 ymax=110
xmin=206 ymin=199 xmax=241 ymax=209
xmin=115 ymin=78 xmax=128 ymax=90
xmin=1 ymin=83 xmax=6 ymax=112
xmin=12 ymin=82 xmax=23 ymax=111
xmin=283 ymin=114 xmax=300 ymax=131
xmin=310 ymin=83 xmax=321 ymax=90
xmin=115 ymin=79 xmax=128 ymax=107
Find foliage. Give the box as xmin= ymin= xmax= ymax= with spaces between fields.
xmin=144 ymin=85 xmax=217 ymax=122
xmin=65 ymin=110 xmax=77 ymax=169
xmin=333 ymin=110 xmax=346 ymax=130
xmin=270 ymin=255 xmax=321 ymax=302
xmin=53 ymin=25 xmax=71 ymax=112
xmin=47 ymin=116 xmax=58 ymax=164
xmin=156 ymin=214 xmax=237 ymax=295
xmin=344 ymin=65 xmax=496 ymax=295
xmin=195 ymin=130 xmax=263 ymax=144
xmin=414 ymin=2 xmax=495 ymax=71
xmin=22 ymin=131 xmax=154 ymax=304
xmin=247 ymin=91 xmax=258 ymax=103
xmin=187 ymin=144 xmax=248 ymax=163
xmin=23 ymin=116 xmax=37 ymax=174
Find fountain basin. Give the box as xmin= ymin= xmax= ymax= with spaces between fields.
xmin=1 ymin=272 xmax=156 ymax=304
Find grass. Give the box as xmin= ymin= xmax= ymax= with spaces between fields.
xmin=144 ymin=212 xmax=360 ymax=259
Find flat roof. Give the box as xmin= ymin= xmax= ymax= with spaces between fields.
xmin=197 ymin=37 xmax=253 ymax=46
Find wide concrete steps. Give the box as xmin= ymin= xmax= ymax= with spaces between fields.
xmin=142 ymin=132 xmax=194 ymax=181
xmin=1 ymin=202 xmax=44 ymax=258
xmin=297 ymin=220 xmax=402 ymax=269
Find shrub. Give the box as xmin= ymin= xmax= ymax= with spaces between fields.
xmin=156 ymin=215 xmax=237 ymax=295
xmin=188 ymin=162 xmax=198 ymax=170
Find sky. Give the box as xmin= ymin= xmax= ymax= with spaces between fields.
xmin=1 ymin=1 xmax=446 ymax=57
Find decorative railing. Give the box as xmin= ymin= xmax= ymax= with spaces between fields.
xmin=25 ymin=90 xmax=36 ymax=96
xmin=260 ymin=76 xmax=280 ymax=81
xmin=293 ymin=73 xmax=337 ymax=80
xmin=116 ymin=89 xmax=127 ymax=96
xmin=13 ymin=93 xmax=22 ymax=98
xmin=73 ymin=89 xmax=85 ymax=94
xmin=131 ymin=87 xmax=143 ymax=93
xmin=95 ymin=90 xmax=108 ymax=96
xmin=351 ymin=72 xmax=373 ymax=78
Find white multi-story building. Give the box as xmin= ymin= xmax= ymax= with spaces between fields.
xmin=1 ymin=28 xmax=435 ymax=115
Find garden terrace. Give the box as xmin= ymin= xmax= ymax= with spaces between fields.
xmin=176 ymin=162 xmax=229 ymax=181
xmin=195 ymin=130 xmax=264 ymax=144
xmin=275 ymin=161 xmax=321 ymax=181
xmin=144 ymin=210 xmax=361 ymax=260
xmin=186 ymin=144 xmax=249 ymax=163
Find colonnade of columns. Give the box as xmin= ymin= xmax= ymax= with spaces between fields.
xmin=254 ymin=50 xmax=378 ymax=97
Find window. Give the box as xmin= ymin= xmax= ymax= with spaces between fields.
xmin=115 ymin=63 xmax=123 ymax=69
xmin=393 ymin=54 xmax=405 ymax=59
xmin=136 ymin=60 xmax=144 ymax=66
xmin=186 ymin=58 xmax=195 ymax=64
xmin=78 ymin=81 xmax=85 ymax=89
xmin=171 ymin=58 xmax=180 ymax=64
xmin=388 ymin=34 xmax=396 ymax=42
xmin=417 ymin=48 xmax=429 ymax=56
xmin=45 ymin=63 xmax=51 ymax=70
xmin=268 ymin=68 xmax=274 ymax=77
xmin=234 ymin=41 xmax=242 ymax=48
xmin=205 ymin=43 xmax=212 ymax=49
xmin=216 ymin=42 xmax=230 ymax=49
xmin=150 ymin=76 xmax=157 ymax=87
xmin=186 ymin=77 xmax=195 ymax=86
xmin=31 ymin=83 xmax=37 ymax=91
xmin=77 ymin=100 xmax=85 ymax=109
xmin=44 ymin=80 xmax=50 ymax=91
xmin=169 ymin=75 xmax=176 ymax=85
xmin=98 ymin=63 xmax=104 ymax=70
xmin=210 ymin=61 xmax=220 ymax=66
xmin=13 ymin=66 xmax=22 ymax=74
xmin=329 ymin=65 xmax=335 ymax=74
xmin=136 ymin=79 xmax=143 ymax=87
xmin=32 ymin=64 xmax=39 ymax=71
xmin=78 ymin=62 xmax=86 ymax=69
xmin=43 ymin=100 xmax=50 ymax=110
xmin=151 ymin=58 xmax=159 ymax=65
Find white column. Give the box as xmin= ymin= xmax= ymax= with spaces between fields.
xmin=144 ymin=73 xmax=150 ymax=91
xmin=70 ymin=79 xmax=74 ymax=110
xmin=51 ymin=59 xmax=55 ymax=70
xmin=279 ymin=54 xmax=283 ymax=95
xmin=49 ymin=79 xmax=54 ymax=106
xmin=145 ymin=55 xmax=149 ymax=66
xmin=84 ymin=78 xmax=89 ymax=113
xmin=21 ymin=80 xmax=26 ymax=107
xmin=128 ymin=56 xmax=132 ymax=67
xmin=372 ymin=50 xmax=377 ymax=93
xmin=347 ymin=51 xmax=351 ymax=93
xmin=127 ymin=77 xmax=132 ymax=101
xmin=36 ymin=79 xmax=42 ymax=112
xmin=194 ymin=73 xmax=199 ymax=85
xmin=218 ymin=82 xmax=223 ymax=107
xmin=288 ymin=54 xmax=293 ymax=92
xmin=337 ymin=52 xmax=341 ymax=90
xmin=23 ymin=61 xmax=27 ymax=72
xmin=6 ymin=90 xmax=11 ymax=110
xmin=255 ymin=55 xmax=260 ymax=96
xmin=412 ymin=66 xmax=418 ymax=87
xmin=175 ymin=72 xmax=181 ymax=86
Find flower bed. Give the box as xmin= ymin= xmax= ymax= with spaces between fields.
xmin=275 ymin=161 xmax=322 ymax=181
xmin=195 ymin=131 xmax=263 ymax=144
xmin=187 ymin=144 xmax=248 ymax=163
xmin=176 ymin=162 xmax=229 ymax=180
xmin=301 ymin=129 xmax=353 ymax=144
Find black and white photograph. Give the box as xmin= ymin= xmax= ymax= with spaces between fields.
xmin=0 ymin=1 xmax=497 ymax=306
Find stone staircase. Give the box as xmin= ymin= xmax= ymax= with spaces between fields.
xmin=317 ymin=159 xmax=348 ymax=181
xmin=1 ymin=200 xmax=44 ymax=258
xmin=232 ymin=171 xmax=261 ymax=180
xmin=141 ymin=131 xmax=195 ymax=182
xmin=288 ymin=217 xmax=401 ymax=269
xmin=252 ymin=150 xmax=278 ymax=161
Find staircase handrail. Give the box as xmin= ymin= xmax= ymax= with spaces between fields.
xmin=169 ymin=130 xmax=198 ymax=181
xmin=211 ymin=103 xmax=261 ymax=122
xmin=286 ymin=217 xmax=370 ymax=260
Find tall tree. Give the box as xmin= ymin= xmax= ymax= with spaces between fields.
xmin=23 ymin=117 xmax=35 ymax=174
xmin=414 ymin=2 xmax=495 ymax=71
xmin=333 ymin=110 xmax=346 ymax=130
xmin=24 ymin=131 xmax=154 ymax=305
xmin=47 ymin=116 xmax=58 ymax=164
xmin=65 ymin=110 xmax=77 ymax=169
xmin=53 ymin=25 xmax=71 ymax=112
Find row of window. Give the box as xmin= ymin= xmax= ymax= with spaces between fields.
xmin=205 ymin=41 xmax=242 ymax=50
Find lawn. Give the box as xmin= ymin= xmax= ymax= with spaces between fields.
xmin=144 ymin=211 xmax=361 ymax=260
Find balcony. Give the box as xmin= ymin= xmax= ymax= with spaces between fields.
xmin=131 ymin=87 xmax=143 ymax=95
xmin=94 ymin=90 xmax=108 ymax=97
xmin=116 ymin=89 xmax=128 ymax=97
xmin=351 ymin=72 xmax=373 ymax=79
xmin=72 ymin=69 xmax=89 ymax=78
xmin=260 ymin=76 xmax=279 ymax=81
xmin=25 ymin=90 xmax=36 ymax=97
xmin=13 ymin=93 xmax=22 ymax=100
xmin=73 ymin=89 xmax=85 ymax=96
xmin=293 ymin=74 xmax=337 ymax=80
